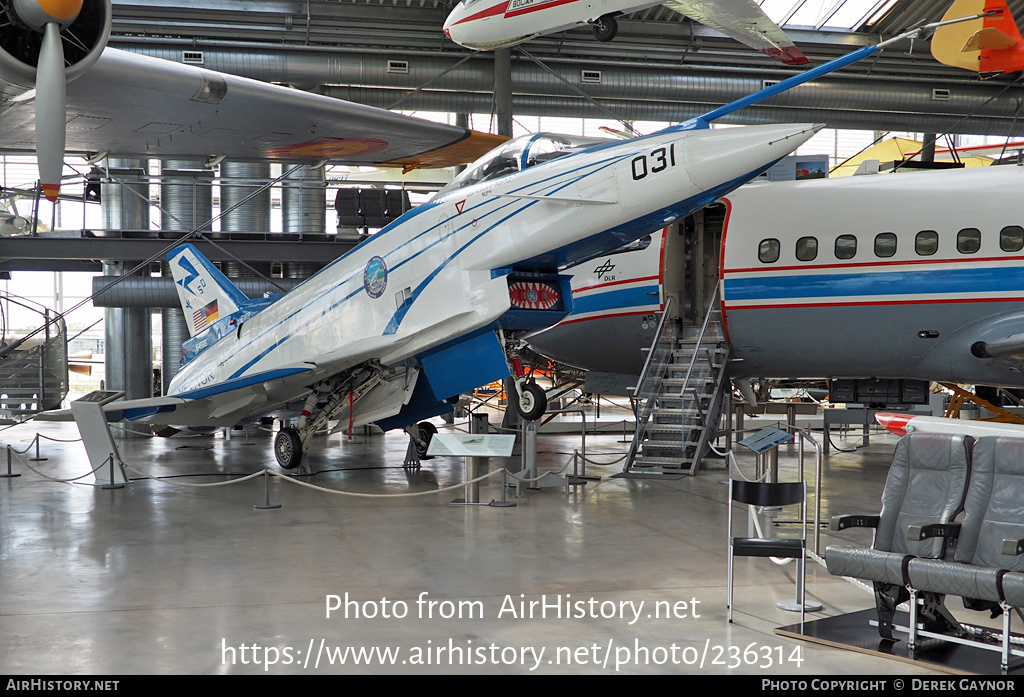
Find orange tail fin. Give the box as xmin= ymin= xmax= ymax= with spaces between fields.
xmin=931 ymin=0 xmax=1024 ymax=75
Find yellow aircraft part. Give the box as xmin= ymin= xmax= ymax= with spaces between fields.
xmin=831 ymin=137 xmax=993 ymax=177
xmin=385 ymin=130 xmax=509 ymax=172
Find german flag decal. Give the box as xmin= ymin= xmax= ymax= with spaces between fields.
xmin=193 ymin=299 xmax=219 ymax=332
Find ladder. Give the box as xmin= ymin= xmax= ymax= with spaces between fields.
xmin=623 ymin=289 xmax=730 ymax=476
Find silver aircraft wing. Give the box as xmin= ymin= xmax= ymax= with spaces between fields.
xmin=0 ymin=47 xmax=506 ymax=170
xmin=662 ymin=0 xmax=808 ymax=65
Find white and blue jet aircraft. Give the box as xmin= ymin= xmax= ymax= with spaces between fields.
xmin=39 ymin=25 xmax=948 ymax=469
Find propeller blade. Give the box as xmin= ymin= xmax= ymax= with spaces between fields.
xmin=35 ymin=21 xmax=66 ymax=202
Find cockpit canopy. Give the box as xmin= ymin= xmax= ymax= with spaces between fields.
xmin=437 ymin=132 xmax=612 ymax=196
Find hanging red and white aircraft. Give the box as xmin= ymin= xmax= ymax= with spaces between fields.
xmin=0 ymin=0 xmax=507 ymax=202
xmin=443 ymin=0 xmax=808 ymax=64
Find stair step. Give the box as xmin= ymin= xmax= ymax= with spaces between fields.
xmin=630 ymin=457 xmax=692 ymax=469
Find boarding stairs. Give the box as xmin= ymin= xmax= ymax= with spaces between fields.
xmin=622 ymin=292 xmax=731 ymax=477
xmin=0 ymin=301 xmax=68 ymax=423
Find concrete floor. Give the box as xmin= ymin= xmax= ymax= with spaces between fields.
xmin=0 ymin=414 xmax=950 ymax=675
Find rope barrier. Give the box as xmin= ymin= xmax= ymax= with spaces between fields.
xmin=10 ymin=448 xmax=105 ymax=483
xmin=35 ymin=433 xmax=83 ymax=443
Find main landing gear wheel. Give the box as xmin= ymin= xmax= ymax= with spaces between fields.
xmin=415 ymin=421 xmax=438 ymax=459
xmin=516 ymin=382 xmax=548 ymax=421
xmin=592 ymin=14 xmax=617 ymax=42
xmin=275 ymin=426 xmax=303 ymax=470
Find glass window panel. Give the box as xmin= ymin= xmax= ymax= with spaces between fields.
xmin=759 ymin=238 xmax=780 ymax=263
xmin=835 ymin=234 xmax=856 ymax=259
xmin=915 ymin=230 xmax=938 ymax=256
xmin=957 ymin=228 xmax=981 ymax=254
xmin=796 ymin=236 xmax=818 ymax=261
xmin=874 ymin=232 xmax=896 ymax=258
xmin=1001 ymin=226 xmax=1024 ymax=252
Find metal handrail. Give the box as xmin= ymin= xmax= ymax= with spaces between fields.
xmin=677 ymin=285 xmax=720 ymax=403
xmin=631 ymin=295 xmax=674 ymax=393
xmin=676 ymin=286 xmax=721 ymax=453
xmin=624 ymin=297 xmax=676 ymax=471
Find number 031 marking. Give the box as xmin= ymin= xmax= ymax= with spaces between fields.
xmin=631 ymin=143 xmax=676 ymax=181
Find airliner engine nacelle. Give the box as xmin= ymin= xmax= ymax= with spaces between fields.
xmin=0 ymin=0 xmax=112 ymax=201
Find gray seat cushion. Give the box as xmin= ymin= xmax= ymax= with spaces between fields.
xmin=906 ymin=557 xmax=1002 ymax=602
xmin=826 ymin=545 xmax=908 ymax=586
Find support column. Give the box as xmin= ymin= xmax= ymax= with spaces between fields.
xmin=281 ymin=164 xmax=326 ymax=234
xmin=101 ymin=159 xmax=152 ymax=437
xmin=220 ymin=161 xmax=271 ymax=233
xmin=160 ymin=160 xmax=213 ymax=393
xmin=494 ymin=48 xmax=513 ymax=137
xmin=921 ymin=134 xmax=937 ymax=163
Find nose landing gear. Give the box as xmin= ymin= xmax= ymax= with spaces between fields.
xmin=500 ymin=330 xmax=549 ymax=421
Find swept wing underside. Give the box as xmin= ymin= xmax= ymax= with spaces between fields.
xmin=663 ymin=0 xmax=808 ymax=65
xmin=0 ymin=48 xmax=506 ymax=169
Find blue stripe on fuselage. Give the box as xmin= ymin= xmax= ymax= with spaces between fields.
xmin=572 ymin=285 xmax=660 ymax=315
xmin=724 ymin=265 xmax=1024 ymax=302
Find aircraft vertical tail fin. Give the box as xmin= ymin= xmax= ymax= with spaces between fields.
xmin=168 ymin=244 xmax=249 ymax=337
xmin=931 ymin=0 xmax=1024 ymax=75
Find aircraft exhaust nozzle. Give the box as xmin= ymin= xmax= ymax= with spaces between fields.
xmin=682 ymin=123 xmax=823 ymax=191
xmin=972 ymin=333 xmax=1024 ymax=359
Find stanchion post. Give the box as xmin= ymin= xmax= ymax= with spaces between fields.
xmin=2 ymin=444 xmax=22 ymax=478
xmin=100 ymin=453 xmax=125 ymax=490
xmin=254 ymin=469 xmax=282 ymax=510
xmin=30 ymin=434 xmax=47 ymax=462
xmin=490 ymin=468 xmax=516 ymax=508
xmin=566 ymin=449 xmax=587 ymax=488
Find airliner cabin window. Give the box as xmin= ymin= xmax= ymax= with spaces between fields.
xmin=957 ymin=228 xmax=981 ymax=254
xmin=796 ymin=236 xmax=818 ymax=261
xmin=834 ymin=234 xmax=856 ymax=259
xmin=758 ymin=238 xmax=780 ymax=263
xmin=915 ymin=230 xmax=938 ymax=256
xmin=874 ymin=232 xmax=897 ymax=258
xmin=1001 ymin=226 xmax=1024 ymax=252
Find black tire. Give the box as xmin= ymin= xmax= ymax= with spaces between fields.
xmin=516 ymin=382 xmax=547 ymax=421
xmin=152 ymin=425 xmax=180 ymax=438
xmin=415 ymin=421 xmax=438 ymax=458
xmin=592 ymin=15 xmax=617 ymax=42
xmin=275 ymin=426 xmax=303 ymax=469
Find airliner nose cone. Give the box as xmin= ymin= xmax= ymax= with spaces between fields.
xmin=683 ymin=123 xmax=822 ymax=190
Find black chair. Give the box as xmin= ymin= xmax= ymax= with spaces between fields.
xmin=385 ymin=189 xmax=411 ymax=222
xmin=334 ymin=188 xmax=362 ymax=229
xmin=361 ymin=189 xmax=388 ymax=230
xmin=727 ymin=475 xmax=808 ymax=630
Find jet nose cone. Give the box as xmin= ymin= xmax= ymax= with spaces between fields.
xmin=683 ymin=123 xmax=822 ymax=190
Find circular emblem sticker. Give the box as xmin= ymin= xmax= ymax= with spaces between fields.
xmin=363 ymin=256 xmax=388 ymax=298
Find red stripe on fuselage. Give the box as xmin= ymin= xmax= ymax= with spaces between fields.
xmin=504 ymin=0 xmax=578 ymax=18
xmin=723 ymin=253 xmax=1024 ymax=276
xmin=451 ymin=0 xmax=511 ymax=26
xmin=557 ymin=309 xmax=654 ymax=326
xmin=723 ymin=295 xmax=1024 ymax=312
xmin=574 ymin=275 xmax=659 ymax=294
xmin=718 ymin=198 xmax=734 ymax=345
